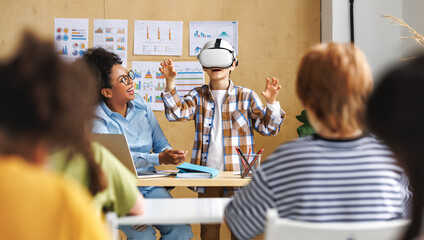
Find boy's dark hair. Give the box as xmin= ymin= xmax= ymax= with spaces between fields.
xmin=81 ymin=48 xmax=122 ymax=103
xmin=366 ymin=55 xmax=424 ymax=240
xmin=0 ymin=31 xmax=106 ymax=195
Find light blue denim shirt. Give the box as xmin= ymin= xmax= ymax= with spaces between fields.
xmin=92 ymin=95 xmax=171 ymax=172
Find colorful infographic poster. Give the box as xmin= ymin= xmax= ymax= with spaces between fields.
xmin=189 ymin=21 xmax=238 ymax=56
xmin=54 ymin=18 xmax=89 ymax=61
xmin=93 ymin=19 xmax=128 ymax=68
xmin=132 ymin=61 xmax=205 ymax=111
xmin=134 ymin=20 xmax=183 ymax=56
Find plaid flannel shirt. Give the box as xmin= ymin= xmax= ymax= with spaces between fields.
xmin=161 ymin=80 xmax=285 ymax=171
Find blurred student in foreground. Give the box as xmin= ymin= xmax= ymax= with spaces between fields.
xmin=224 ymin=42 xmax=412 ymax=240
xmin=0 ymin=32 xmax=110 ymax=240
xmin=82 ymin=48 xmax=192 ymax=240
xmin=366 ymin=56 xmax=424 ymax=240
xmin=48 ymin=58 xmax=145 ymax=222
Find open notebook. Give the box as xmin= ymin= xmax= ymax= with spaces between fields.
xmin=90 ymin=133 xmax=172 ymax=178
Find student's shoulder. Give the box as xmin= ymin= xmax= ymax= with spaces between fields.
xmin=232 ymin=83 xmax=252 ymax=92
xmin=192 ymin=85 xmax=208 ymax=94
xmin=94 ymin=102 xmax=108 ymax=117
xmin=260 ymin=136 xmax=316 ymax=170
xmin=26 ymin=161 xmax=94 ymax=207
xmin=271 ymin=135 xmax=315 ymax=155
xmin=55 ymin=173 xmax=111 ymax=239
xmin=232 ymin=84 xmax=260 ymax=98
xmin=362 ymin=134 xmax=387 ymax=145
xmin=357 ymin=134 xmax=394 ymax=153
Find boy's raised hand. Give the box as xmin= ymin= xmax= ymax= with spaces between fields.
xmin=261 ymin=77 xmax=281 ymax=104
xmin=159 ymin=59 xmax=177 ymax=91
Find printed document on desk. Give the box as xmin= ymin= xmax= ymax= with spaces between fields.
xmin=176 ymin=163 xmax=219 ymax=178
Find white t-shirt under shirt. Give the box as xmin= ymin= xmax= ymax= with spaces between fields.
xmin=206 ymin=89 xmax=281 ymax=171
xmin=206 ymin=90 xmax=227 ymax=171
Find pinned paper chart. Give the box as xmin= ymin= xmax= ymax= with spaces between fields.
xmin=54 ymin=18 xmax=89 ymax=61
xmin=132 ymin=61 xmax=205 ymax=111
xmin=189 ymin=21 xmax=238 ymax=56
xmin=93 ymin=19 xmax=128 ymax=67
xmin=134 ymin=20 xmax=183 ymax=56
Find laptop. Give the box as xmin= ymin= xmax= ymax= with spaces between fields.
xmin=90 ymin=133 xmax=172 ymax=178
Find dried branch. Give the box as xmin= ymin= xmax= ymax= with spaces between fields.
xmin=382 ymin=15 xmax=424 ymax=48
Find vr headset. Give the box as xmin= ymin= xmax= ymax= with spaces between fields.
xmin=197 ymin=39 xmax=238 ymax=69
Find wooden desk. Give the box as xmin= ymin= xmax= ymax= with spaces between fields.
xmin=136 ymin=171 xmax=250 ymax=187
xmin=118 ymin=198 xmax=231 ymax=225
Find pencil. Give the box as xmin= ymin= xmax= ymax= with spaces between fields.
xmin=245 ymin=148 xmax=252 ymax=177
xmin=236 ymin=147 xmax=253 ymax=177
xmin=249 ymin=147 xmax=264 ymax=168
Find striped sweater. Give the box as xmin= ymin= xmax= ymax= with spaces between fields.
xmin=224 ymin=134 xmax=412 ymax=240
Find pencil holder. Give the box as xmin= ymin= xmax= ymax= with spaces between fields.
xmin=238 ymin=154 xmax=261 ymax=178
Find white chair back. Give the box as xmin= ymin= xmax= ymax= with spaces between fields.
xmin=265 ymin=209 xmax=410 ymax=240
xmin=105 ymin=212 xmax=119 ymax=240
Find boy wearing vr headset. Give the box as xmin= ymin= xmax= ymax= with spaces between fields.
xmin=160 ymin=38 xmax=285 ymax=239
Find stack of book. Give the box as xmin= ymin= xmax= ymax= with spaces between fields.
xmin=176 ymin=163 xmax=219 ymax=179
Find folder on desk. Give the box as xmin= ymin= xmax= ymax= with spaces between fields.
xmin=176 ymin=163 xmax=219 ymax=178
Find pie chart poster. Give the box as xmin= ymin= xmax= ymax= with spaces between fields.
xmin=54 ymin=18 xmax=89 ymax=61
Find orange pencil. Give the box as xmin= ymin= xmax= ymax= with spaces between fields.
xmin=249 ymin=147 xmax=264 ymax=168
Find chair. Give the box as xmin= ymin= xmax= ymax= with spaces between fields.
xmin=105 ymin=212 xmax=119 ymax=240
xmin=264 ymin=209 xmax=410 ymax=240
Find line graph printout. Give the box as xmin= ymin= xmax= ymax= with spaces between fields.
xmin=189 ymin=21 xmax=238 ymax=56
xmin=132 ymin=61 xmax=205 ymax=111
xmin=93 ymin=19 xmax=128 ymax=67
xmin=134 ymin=20 xmax=183 ymax=56
xmin=54 ymin=18 xmax=89 ymax=61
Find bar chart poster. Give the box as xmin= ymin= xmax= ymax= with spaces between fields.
xmin=132 ymin=61 xmax=205 ymax=111
xmin=134 ymin=20 xmax=183 ymax=56
xmin=189 ymin=21 xmax=238 ymax=56
xmin=93 ymin=19 xmax=128 ymax=68
xmin=54 ymin=18 xmax=89 ymax=61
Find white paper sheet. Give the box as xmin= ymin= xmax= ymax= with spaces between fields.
xmin=54 ymin=18 xmax=89 ymax=61
xmin=134 ymin=20 xmax=183 ymax=56
xmin=93 ymin=19 xmax=128 ymax=68
xmin=189 ymin=21 xmax=238 ymax=56
xmin=132 ymin=61 xmax=205 ymax=111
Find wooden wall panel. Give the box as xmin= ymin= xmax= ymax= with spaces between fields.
xmin=103 ymin=0 xmax=321 ymax=163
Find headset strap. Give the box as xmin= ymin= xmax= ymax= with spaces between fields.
xmin=214 ymin=38 xmax=222 ymax=48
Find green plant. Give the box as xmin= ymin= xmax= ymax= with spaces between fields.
xmin=296 ymin=110 xmax=316 ymax=137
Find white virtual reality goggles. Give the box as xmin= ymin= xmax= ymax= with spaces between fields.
xmin=197 ymin=39 xmax=238 ymax=69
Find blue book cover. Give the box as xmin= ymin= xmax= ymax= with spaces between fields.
xmin=176 ymin=163 xmax=219 ymax=178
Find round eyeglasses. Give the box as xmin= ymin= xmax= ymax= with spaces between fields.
xmin=110 ymin=70 xmax=135 ymax=87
